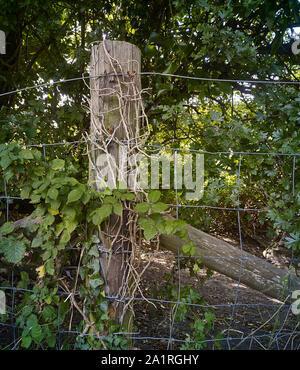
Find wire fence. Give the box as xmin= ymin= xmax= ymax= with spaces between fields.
xmin=0 ymin=71 xmax=299 ymax=350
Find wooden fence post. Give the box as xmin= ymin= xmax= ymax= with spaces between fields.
xmin=89 ymin=40 xmax=141 ymax=327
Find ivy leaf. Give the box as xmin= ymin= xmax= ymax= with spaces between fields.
xmin=88 ymin=245 xmax=99 ymax=257
xmin=89 ymin=275 xmax=104 ymax=289
xmin=138 ymin=218 xmax=156 ymax=241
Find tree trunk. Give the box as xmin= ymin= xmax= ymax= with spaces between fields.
xmin=160 ymin=217 xmax=300 ymax=302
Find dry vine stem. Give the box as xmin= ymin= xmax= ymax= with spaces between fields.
xmin=85 ymin=40 xmax=155 ymax=327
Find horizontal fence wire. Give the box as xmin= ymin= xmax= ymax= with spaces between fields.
xmin=0 ymin=71 xmax=299 ymax=350
xmin=0 ymin=71 xmax=300 ymax=99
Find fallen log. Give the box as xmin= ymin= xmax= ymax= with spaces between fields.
xmin=13 ymin=216 xmax=42 ymax=229
xmin=160 ymin=217 xmax=300 ymax=302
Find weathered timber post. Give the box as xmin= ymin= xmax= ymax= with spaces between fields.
xmin=89 ymin=40 xmax=141 ymax=327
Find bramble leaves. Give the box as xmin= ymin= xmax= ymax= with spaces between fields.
xmin=1 ymin=239 xmax=26 ymax=264
xmin=0 ymin=222 xmax=14 ymax=235
xmin=134 ymin=202 xmax=150 ymax=213
xmin=67 ymin=186 xmax=85 ymax=203
xmin=148 ymin=190 xmax=161 ymax=203
xmin=50 ymin=159 xmax=65 ymax=170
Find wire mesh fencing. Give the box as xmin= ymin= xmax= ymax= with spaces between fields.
xmin=0 ymin=139 xmax=299 ymax=350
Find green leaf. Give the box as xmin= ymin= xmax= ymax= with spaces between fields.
xmin=88 ymin=245 xmax=99 ymax=257
xmin=0 ymin=155 xmax=12 ymax=169
xmin=31 ymin=324 xmax=44 ymax=342
xmin=21 ymin=335 xmax=32 ymax=349
xmin=144 ymin=225 xmax=157 ymax=241
xmin=55 ymin=222 xmax=64 ymax=237
xmin=42 ymin=250 xmax=51 ymax=261
xmin=92 ymin=204 xmax=113 ymax=225
xmin=120 ymin=192 xmax=135 ymax=201
xmin=47 ymin=187 xmax=59 ymax=200
xmin=2 ymin=240 xmax=26 ymax=263
xmin=45 ymin=259 xmax=55 ymax=275
xmin=137 ymin=217 xmax=152 ymax=228
xmin=31 ymin=236 xmax=42 ymax=248
xmin=100 ymin=301 xmax=108 ymax=311
xmin=41 ymin=306 xmax=56 ymax=322
xmin=64 ymin=219 xmax=78 ymax=233
xmin=62 ymin=206 xmax=76 ymax=220
xmin=182 ymin=244 xmax=191 ymax=254
xmin=67 ymin=186 xmax=84 ymax=204
xmin=19 ymin=149 xmax=34 ymax=160
xmin=113 ymin=203 xmax=123 ymax=216
xmin=148 ymin=190 xmax=161 ymax=203
xmin=47 ymin=335 xmax=56 ymax=348
xmin=163 ymin=220 xmax=175 ymax=235
xmin=60 ymin=229 xmax=71 ymax=244
xmin=151 ymin=202 xmax=168 ymax=212
xmin=103 ymin=196 xmax=117 ymax=204
xmin=0 ymin=222 xmax=14 ymax=234
xmin=50 ymin=158 xmax=65 ymax=170
xmin=26 ymin=313 xmax=38 ymax=327
xmin=30 ymin=193 xmax=41 ymax=204
xmin=82 ymin=191 xmax=91 ymax=205
xmin=49 ymin=198 xmax=61 ymax=211
xmin=134 ymin=202 xmax=150 ymax=213
xmin=90 ymin=276 xmax=104 ymax=289
xmin=149 ymin=213 xmax=164 ymax=222
xmin=20 ymin=185 xmax=32 ymax=199
xmin=43 ymin=214 xmax=55 ymax=227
